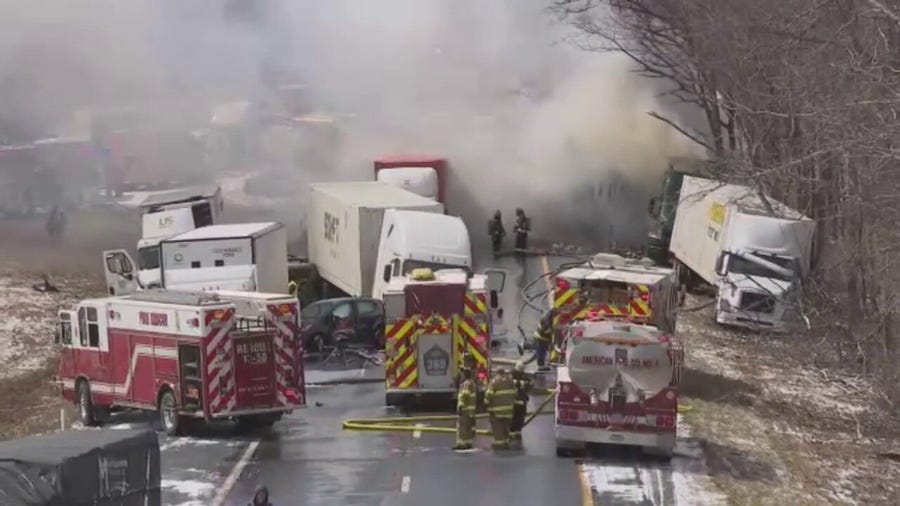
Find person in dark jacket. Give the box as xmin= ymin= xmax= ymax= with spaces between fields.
xmin=488 ymin=210 xmax=505 ymax=255
xmin=514 ymin=208 xmax=530 ymax=251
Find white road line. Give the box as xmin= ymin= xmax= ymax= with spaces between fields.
xmin=210 ymin=439 xmax=260 ymax=506
xmin=400 ymin=475 xmax=411 ymax=493
xmin=412 ymin=423 xmax=424 ymax=439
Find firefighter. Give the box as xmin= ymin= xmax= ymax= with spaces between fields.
xmin=453 ymin=374 xmax=478 ymax=451
xmin=509 ymin=361 xmax=533 ymax=445
xmin=288 ymin=280 xmax=298 ymax=297
xmin=533 ymin=309 xmax=553 ymax=371
xmin=484 ymin=368 xmax=515 ymax=450
xmin=514 ymin=208 xmax=530 ymax=251
xmin=488 ymin=210 xmax=505 ymax=255
xmin=458 ymin=352 xmax=477 ymax=385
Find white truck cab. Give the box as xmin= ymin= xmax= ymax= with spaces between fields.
xmin=372 ymin=209 xmax=472 ymax=300
xmin=136 ymin=186 xmax=224 ymax=288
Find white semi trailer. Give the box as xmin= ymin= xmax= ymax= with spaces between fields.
xmin=669 ymin=175 xmax=815 ymax=332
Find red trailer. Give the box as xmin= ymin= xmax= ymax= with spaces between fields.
xmin=56 ymin=290 xmax=304 ymax=435
xmin=373 ymin=156 xmax=447 ymax=206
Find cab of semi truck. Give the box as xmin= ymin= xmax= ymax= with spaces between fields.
xmin=713 ymin=211 xmax=814 ymax=333
xmin=372 ymin=209 xmax=472 ymax=300
xmin=135 ymin=186 xmax=224 ymax=288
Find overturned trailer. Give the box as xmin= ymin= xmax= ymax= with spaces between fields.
xmin=0 ymin=428 xmax=160 ymax=506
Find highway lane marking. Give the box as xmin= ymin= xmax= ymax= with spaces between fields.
xmin=210 ymin=439 xmax=260 ymax=506
xmin=542 ymin=255 xmax=595 ymax=506
xmin=413 ymin=423 xmax=424 ymax=439
xmin=401 ymin=475 xmax=411 ymax=493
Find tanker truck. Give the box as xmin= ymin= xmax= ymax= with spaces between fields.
xmin=555 ymin=320 xmax=683 ymax=459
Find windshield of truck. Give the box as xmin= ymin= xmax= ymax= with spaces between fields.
xmin=583 ymin=280 xmax=631 ymax=305
xmin=137 ymin=246 xmax=161 ymax=270
xmin=402 ymin=260 xmax=471 ymax=275
xmin=728 ymin=254 xmax=793 ymax=282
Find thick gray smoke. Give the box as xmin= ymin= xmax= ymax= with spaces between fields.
xmin=0 ymin=0 xmax=703 ymax=250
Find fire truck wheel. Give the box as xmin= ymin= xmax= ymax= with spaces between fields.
xmin=157 ymin=390 xmax=183 ymax=436
xmin=385 ymin=393 xmax=404 ymax=407
xmin=77 ymin=380 xmax=98 ymax=427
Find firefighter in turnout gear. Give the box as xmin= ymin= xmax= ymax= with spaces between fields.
xmin=458 ymin=352 xmax=477 ymax=387
xmin=514 ymin=208 xmax=530 ymax=251
xmin=288 ymin=280 xmax=298 ymax=297
xmin=453 ymin=376 xmax=477 ymax=451
xmin=488 ymin=210 xmax=505 ymax=255
xmin=533 ymin=309 xmax=553 ymax=371
xmin=485 ymin=368 xmax=516 ymax=449
xmin=510 ymin=361 xmax=533 ymax=445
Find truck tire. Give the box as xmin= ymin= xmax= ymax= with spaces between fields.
xmin=385 ymin=393 xmax=403 ymax=407
xmin=77 ymin=380 xmax=98 ymax=427
xmin=157 ymin=389 xmax=183 ymax=436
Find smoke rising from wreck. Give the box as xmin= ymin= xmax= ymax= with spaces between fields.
xmin=0 ymin=0 xmax=703 ymax=251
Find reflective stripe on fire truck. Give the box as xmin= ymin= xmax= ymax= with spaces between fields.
xmin=385 ymin=319 xmax=418 ymax=389
xmin=630 ymin=284 xmax=651 ymax=317
xmin=266 ymin=303 xmax=304 ymax=407
xmin=204 ymin=308 xmax=237 ymax=415
xmin=463 ymin=292 xmax=487 ymax=317
xmin=553 ymin=287 xmax=577 ymax=309
xmin=455 ymin=316 xmax=489 ymax=369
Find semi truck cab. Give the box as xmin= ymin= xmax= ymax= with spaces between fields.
xmin=714 ymin=248 xmax=802 ymax=331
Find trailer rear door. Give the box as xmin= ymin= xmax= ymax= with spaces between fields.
xmin=232 ymin=333 xmax=277 ymax=408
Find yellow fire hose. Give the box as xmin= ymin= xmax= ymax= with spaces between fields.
xmin=342 ymin=388 xmax=559 ymax=436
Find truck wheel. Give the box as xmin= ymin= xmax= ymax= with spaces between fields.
xmin=157 ymin=390 xmax=183 ymax=436
xmin=77 ymin=380 xmax=98 ymax=427
xmin=385 ymin=393 xmax=403 ymax=407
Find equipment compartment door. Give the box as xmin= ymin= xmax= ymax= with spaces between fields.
xmin=233 ymin=334 xmax=277 ymax=408
xmin=417 ymin=333 xmax=453 ymax=389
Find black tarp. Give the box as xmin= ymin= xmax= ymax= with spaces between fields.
xmin=0 ymin=428 xmax=160 ymax=506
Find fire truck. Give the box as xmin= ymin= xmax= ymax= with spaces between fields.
xmin=56 ymin=289 xmax=304 ymax=435
xmin=549 ymin=253 xmax=679 ymax=363
xmin=555 ymin=320 xmax=683 ymax=459
xmin=382 ymin=268 xmax=505 ymax=406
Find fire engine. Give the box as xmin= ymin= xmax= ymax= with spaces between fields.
xmin=555 ymin=320 xmax=683 ymax=459
xmin=56 ymin=289 xmax=304 ymax=435
xmin=550 ymin=253 xmax=679 ymax=363
xmin=382 ymin=268 xmax=505 ymax=406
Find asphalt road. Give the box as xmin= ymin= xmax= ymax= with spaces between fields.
xmin=95 ymin=251 xmax=706 ymax=506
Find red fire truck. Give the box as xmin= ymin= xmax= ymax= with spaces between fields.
xmin=555 ymin=320 xmax=683 ymax=459
xmin=382 ymin=268 xmax=505 ymax=406
xmin=549 ymin=253 xmax=679 ymax=363
xmin=56 ymin=290 xmax=304 ymax=435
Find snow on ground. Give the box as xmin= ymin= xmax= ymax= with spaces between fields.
xmin=677 ymin=294 xmax=899 ymax=504
xmin=0 ymin=273 xmax=84 ymax=379
xmin=161 ymin=468 xmax=219 ymax=506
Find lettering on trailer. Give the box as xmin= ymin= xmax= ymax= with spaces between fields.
xmin=138 ymin=311 xmax=168 ymax=327
xmin=236 ymin=340 xmax=269 ymax=366
xmin=581 ymin=355 xmax=660 ymax=369
xmin=158 ymin=216 xmax=174 ymax=228
xmin=324 ymin=212 xmax=340 ymax=244
xmin=212 ymin=246 xmax=243 ymax=258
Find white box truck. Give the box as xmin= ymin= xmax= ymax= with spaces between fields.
xmin=103 ymin=222 xmax=288 ymax=295
xmin=135 ymin=185 xmax=224 ymax=288
xmin=669 ymin=175 xmax=815 ymax=332
xmin=308 ymin=182 xmax=471 ymax=299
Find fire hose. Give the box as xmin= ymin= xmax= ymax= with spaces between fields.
xmin=341 ymin=387 xmax=559 ymax=435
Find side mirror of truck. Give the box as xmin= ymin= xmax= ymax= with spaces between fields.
xmin=382 ymin=264 xmax=391 ymax=283
xmin=489 ymin=290 xmax=499 ymax=309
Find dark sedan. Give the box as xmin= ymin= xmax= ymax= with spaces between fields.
xmin=299 ymin=297 xmax=384 ymax=353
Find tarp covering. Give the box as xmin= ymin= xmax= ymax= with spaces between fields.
xmin=0 ymin=428 xmax=160 ymax=506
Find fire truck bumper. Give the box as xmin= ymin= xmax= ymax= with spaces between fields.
xmin=555 ymin=424 xmax=676 ymax=450
xmin=385 ymin=388 xmax=457 ymax=395
xmin=210 ymin=406 xmax=295 ymax=419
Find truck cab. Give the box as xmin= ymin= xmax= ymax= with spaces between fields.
xmin=136 ymin=186 xmax=224 ymax=288
xmin=381 ymin=267 xmax=506 ymax=406
xmin=552 ymin=253 xmax=679 ymax=338
xmin=372 ymin=209 xmax=472 ymax=300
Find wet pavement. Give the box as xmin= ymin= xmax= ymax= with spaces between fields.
xmin=93 ymin=252 xmax=708 ymax=505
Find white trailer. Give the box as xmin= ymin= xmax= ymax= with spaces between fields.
xmin=104 ymin=222 xmax=288 ymax=296
xmin=307 ymin=182 xmax=444 ymax=298
xmin=669 ymin=175 xmax=815 ymax=332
